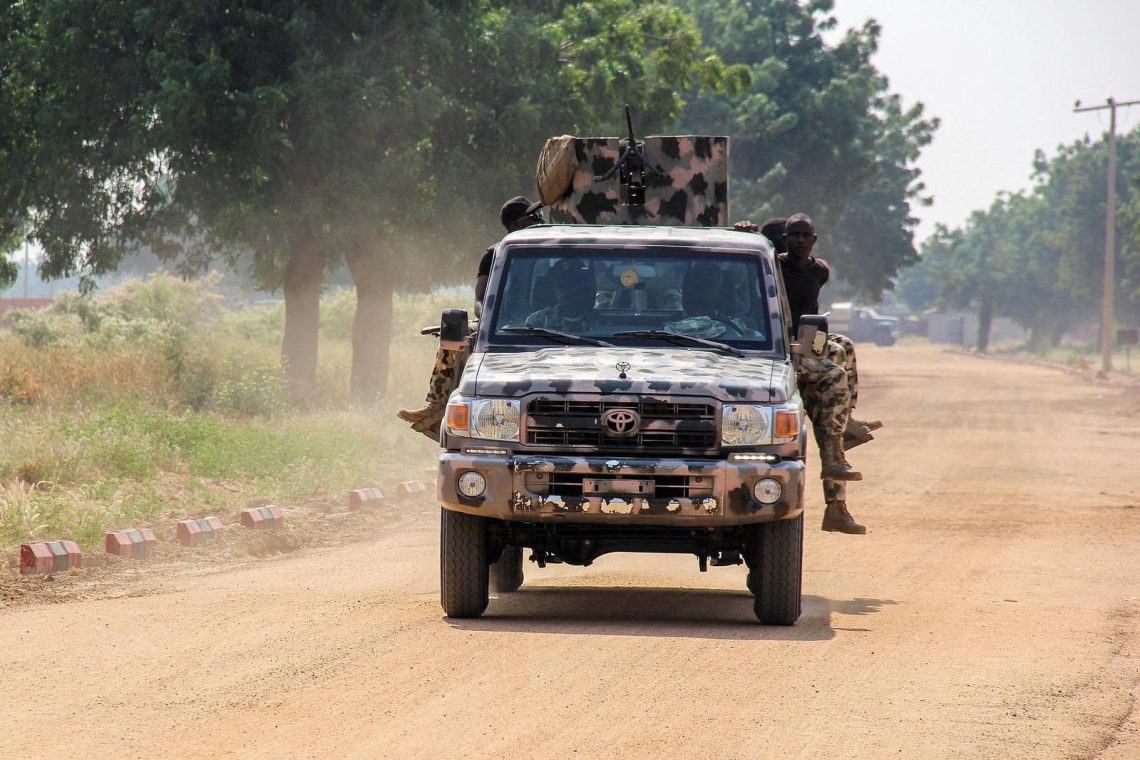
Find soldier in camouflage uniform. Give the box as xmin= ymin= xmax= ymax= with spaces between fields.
xmin=757 ymin=218 xmax=879 ymax=435
xmin=524 ymin=259 xmax=596 ymax=332
xmin=397 ymin=197 xmax=545 ymax=439
xmin=742 ymin=215 xmax=871 ymax=533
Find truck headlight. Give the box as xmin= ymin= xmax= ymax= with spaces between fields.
xmin=471 ymin=399 xmax=520 ymax=441
xmin=721 ymin=405 xmax=772 ymax=446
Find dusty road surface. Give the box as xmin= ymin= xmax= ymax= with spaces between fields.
xmin=2 ymin=344 xmax=1140 ymax=759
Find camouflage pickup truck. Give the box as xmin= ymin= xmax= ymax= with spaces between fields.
xmin=435 ymin=223 xmax=811 ymax=625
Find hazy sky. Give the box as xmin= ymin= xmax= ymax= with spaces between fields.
xmin=825 ymin=0 xmax=1140 ymax=243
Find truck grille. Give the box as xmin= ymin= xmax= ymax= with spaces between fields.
xmin=533 ymin=472 xmax=714 ymax=500
xmin=524 ymin=398 xmax=717 ymax=453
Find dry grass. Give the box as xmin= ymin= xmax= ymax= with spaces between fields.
xmin=0 ymin=276 xmax=464 ymax=550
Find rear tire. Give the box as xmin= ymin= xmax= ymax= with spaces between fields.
xmin=440 ymin=508 xmax=489 ymax=618
xmin=745 ymin=514 xmax=803 ymax=625
xmin=490 ymin=545 xmax=524 ymax=593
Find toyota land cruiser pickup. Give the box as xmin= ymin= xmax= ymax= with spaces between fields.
xmin=434 ymin=224 xmax=811 ymax=624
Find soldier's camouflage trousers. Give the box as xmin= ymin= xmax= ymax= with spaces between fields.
xmin=425 ymin=346 xmax=464 ymax=407
xmin=798 ymin=354 xmax=851 ymax=439
xmin=823 ymin=478 xmax=847 ymax=503
xmin=424 ymin=348 xmax=458 ymax=410
xmin=827 ymin=333 xmax=859 ymax=409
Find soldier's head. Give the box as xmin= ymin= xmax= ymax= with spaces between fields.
xmin=501 ymin=196 xmax=545 ymax=233
xmin=550 ymin=258 xmax=594 ymax=317
xmin=785 ymin=213 xmax=817 ymax=261
xmin=760 ymin=218 xmax=788 ymax=254
xmin=683 ymin=261 xmax=724 ymax=315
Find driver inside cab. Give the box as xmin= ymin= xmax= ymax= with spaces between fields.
xmin=524 ymin=258 xmax=596 ymax=332
xmin=666 ymin=261 xmax=747 ymax=339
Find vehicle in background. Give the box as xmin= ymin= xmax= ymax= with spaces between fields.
xmin=829 ymin=302 xmax=899 ymax=346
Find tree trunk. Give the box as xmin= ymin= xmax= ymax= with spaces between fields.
xmin=1049 ymin=321 xmax=1066 ymax=348
xmin=346 ymin=245 xmax=393 ymax=401
xmin=281 ymin=233 xmax=324 ymax=392
xmin=976 ymin=297 xmax=993 ymax=353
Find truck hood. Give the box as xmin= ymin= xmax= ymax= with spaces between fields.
xmin=463 ymin=347 xmax=794 ymax=403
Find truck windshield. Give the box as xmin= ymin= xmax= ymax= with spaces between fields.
xmin=490 ymin=247 xmax=775 ymax=351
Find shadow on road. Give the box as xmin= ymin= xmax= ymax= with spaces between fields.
xmin=446 ymin=586 xmax=896 ymax=641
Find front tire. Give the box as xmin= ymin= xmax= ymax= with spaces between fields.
xmin=490 ymin=545 xmax=524 ymax=593
xmin=440 ymin=508 xmax=489 ymax=618
xmin=745 ymin=514 xmax=803 ymax=625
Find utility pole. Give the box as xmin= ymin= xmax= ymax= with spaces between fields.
xmin=23 ymin=239 xmax=29 ymax=299
xmin=1074 ymin=96 xmax=1140 ymax=372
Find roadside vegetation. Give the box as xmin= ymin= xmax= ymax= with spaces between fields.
xmin=0 ymin=275 xmax=449 ymax=549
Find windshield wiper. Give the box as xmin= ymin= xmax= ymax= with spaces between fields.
xmin=612 ymin=330 xmax=745 ymax=358
xmin=500 ymin=327 xmax=614 ymax=348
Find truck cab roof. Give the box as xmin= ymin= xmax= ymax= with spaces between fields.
xmin=499 ymin=224 xmax=774 ymax=256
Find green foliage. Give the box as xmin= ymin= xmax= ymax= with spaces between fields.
xmin=912 ymin=127 xmax=1140 ymax=350
xmin=0 ymin=285 xmax=446 ymax=548
xmin=678 ymin=0 xmax=937 ymax=300
xmin=214 ymin=356 xmax=288 ymax=418
xmin=0 ymin=399 xmax=438 ymax=548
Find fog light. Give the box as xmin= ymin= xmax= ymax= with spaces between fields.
xmin=457 ymin=471 xmax=486 ymax=498
xmin=752 ymin=478 xmax=781 ymax=505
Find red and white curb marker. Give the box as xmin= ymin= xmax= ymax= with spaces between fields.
xmin=176 ymin=517 xmax=224 ymax=547
xmin=105 ymin=528 xmax=158 ymax=559
xmin=19 ymin=541 xmax=82 ymax=575
xmin=349 ymin=488 xmax=386 ymax=510
xmin=395 ymin=481 xmax=427 ymax=501
xmin=241 ymin=505 xmax=284 ymax=530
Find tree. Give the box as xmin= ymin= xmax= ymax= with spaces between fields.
xmin=2 ymin=0 xmax=745 ymax=399
xmin=2 ymin=0 xmax=482 ymax=393
xmin=913 ymin=129 xmax=1140 ymax=353
xmin=677 ymin=0 xmax=937 ymax=300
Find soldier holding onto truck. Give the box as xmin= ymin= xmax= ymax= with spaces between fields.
xmin=735 ymin=215 xmax=872 ymax=534
xmin=398 ymin=196 xmax=545 ymax=437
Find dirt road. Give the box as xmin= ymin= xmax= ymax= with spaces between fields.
xmin=2 ymin=344 xmax=1139 ymax=759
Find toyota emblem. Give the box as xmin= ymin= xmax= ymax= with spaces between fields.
xmin=602 ymin=409 xmax=640 ymax=438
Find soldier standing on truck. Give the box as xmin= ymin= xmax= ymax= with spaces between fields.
xmin=397 ymin=196 xmax=545 ymax=437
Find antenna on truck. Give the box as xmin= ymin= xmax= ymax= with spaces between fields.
xmin=593 ymin=104 xmax=666 ymax=206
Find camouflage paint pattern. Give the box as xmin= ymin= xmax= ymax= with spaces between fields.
xmin=436 ymin=224 xmax=806 ymax=530
xmin=546 ymin=136 xmax=729 ymax=227
xmin=438 ymin=452 xmax=805 ymax=526
xmin=827 ymin=332 xmax=859 ymax=408
xmin=462 ymin=347 xmax=795 ymax=404
xmin=424 ymin=345 xmax=460 ymax=407
xmin=822 ymin=478 xmax=847 ymax=503
xmin=797 ymin=354 xmax=850 ymax=438
xmin=475 ymin=226 xmax=788 ymax=362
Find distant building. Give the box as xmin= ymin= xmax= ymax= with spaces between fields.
xmin=926 ymin=309 xmax=1026 ymax=347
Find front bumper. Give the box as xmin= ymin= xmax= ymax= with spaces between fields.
xmin=438 ymin=453 xmax=805 ymax=526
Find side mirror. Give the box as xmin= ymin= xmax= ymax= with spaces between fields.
xmin=439 ymin=308 xmax=470 ymax=350
xmin=794 ymin=315 xmax=829 ymax=359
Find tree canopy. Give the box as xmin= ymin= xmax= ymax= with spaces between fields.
xmin=2 ymin=0 xmax=937 ymax=393
xmin=902 ymin=127 xmax=1140 ymax=351
xmin=678 ymin=0 xmax=937 ymax=300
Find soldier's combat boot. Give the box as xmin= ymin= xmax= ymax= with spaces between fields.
xmin=819 ymin=435 xmax=862 ymax=481
xmin=843 ymin=419 xmax=875 ymax=448
xmin=852 ymin=418 xmax=883 ymax=432
xmin=397 ymin=404 xmax=443 ymax=424
xmin=822 ymin=500 xmax=866 ymax=534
